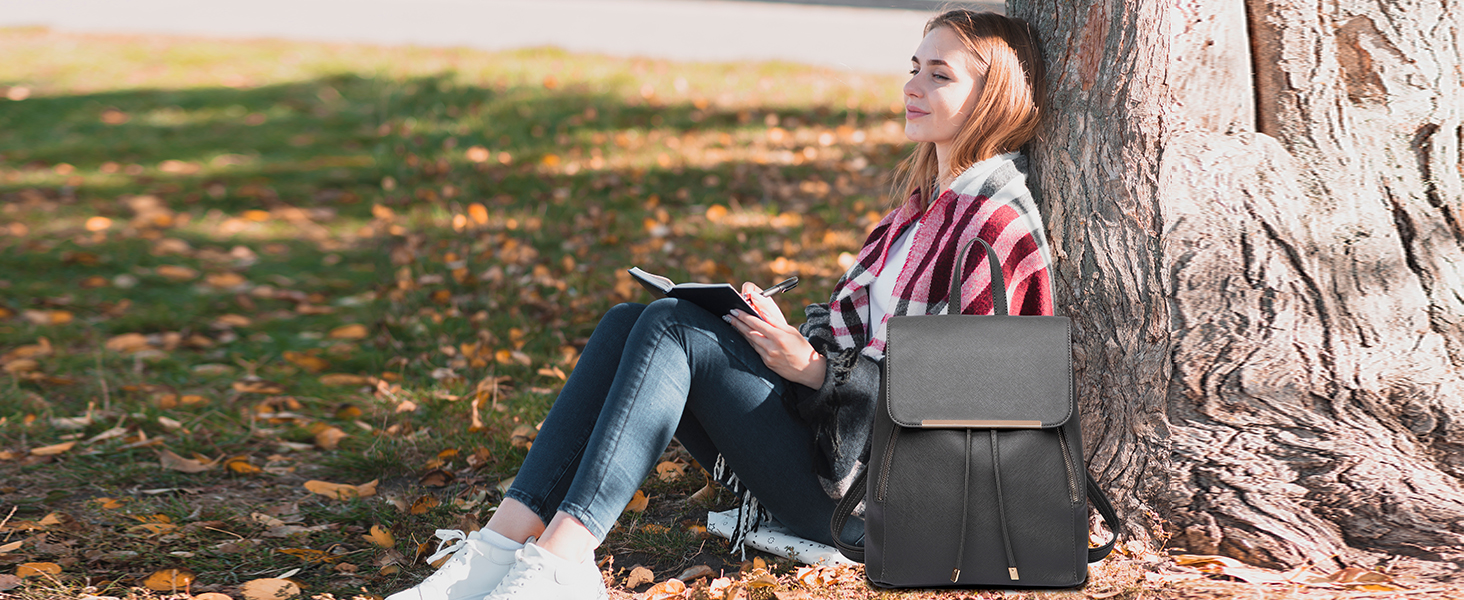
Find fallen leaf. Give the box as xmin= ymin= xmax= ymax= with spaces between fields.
xmin=91 ymin=497 xmax=126 ymax=510
xmin=278 ymin=548 xmax=337 ymax=563
xmin=105 ymin=333 xmax=152 ymax=352
xmin=143 ymin=568 xmax=195 ymax=592
xmin=159 ymin=449 xmax=219 ymax=473
xmin=643 ymin=578 xmax=686 ymax=600
xmin=624 ymin=489 xmax=650 ymax=513
xmin=233 ymin=379 xmax=286 ymax=394
xmin=30 ymin=442 xmax=76 ymax=456
xmin=303 ymin=479 xmax=378 ymax=500
xmin=676 ymin=565 xmax=714 ymax=581
xmin=641 ymin=524 xmax=670 ymax=535
xmin=239 ymin=578 xmax=300 ymax=600
xmin=329 ymin=324 xmax=369 ymax=339
xmin=156 ymin=265 xmax=200 ymax=281
xmin=319 ymin=373 xmax=372 ymax=386
xmin=510 ymin=425 xmax=537 ymax=449
xmin=213 ymin=314 xmax=253 ymax=328
xmin=419 ymin=469 xmax=454 ymax=487
xmin=282 ymin=351 xmax=329 ymax=373
xmin=409 ymin=495 xmax=440 ymax=515
xmin=313 ymin=426 xmax=348 ymax=450
xmin=0 ymin=574 xmax=20 ymax=592
xmin=205 ymin=272 xmax=248 ymax=289
xmin=364 ymin=525 xmax=395 ymax=548
xmin=627 ymin=565 xmax=655 ymax=588
xmin=656 ymin=461 xmax=687 ymax=482
xmin=128 ymin=523 xmax=181 ymax=535
xmin=1 ymin=359 xmax=38 ymax=374
xmin=0 ymin=541 xmax=22 ymax=553
xmin=16 ymin=562 xmax=61 ymax=578
xmin=226 ymin=456 xmax=263 ymax=474
xmin=194 ymin=593 xmax=233 ymax=600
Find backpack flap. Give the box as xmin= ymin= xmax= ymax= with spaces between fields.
xmin=884 ymin=314 xmax=1072 ymax=429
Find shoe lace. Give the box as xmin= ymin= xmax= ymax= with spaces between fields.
xmin=493 ymin=556 xmax=540 ymax=597
xmin=424 ymin=529 xmax=473 ymax=566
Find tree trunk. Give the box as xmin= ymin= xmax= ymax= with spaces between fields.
xmin=1006 ymin=0 xmax=1464 ymax=570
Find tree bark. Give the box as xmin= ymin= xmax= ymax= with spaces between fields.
xmin=1007 ymin=0 xmax=1464 ymax=569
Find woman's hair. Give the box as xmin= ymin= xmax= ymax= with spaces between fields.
xmin=891 ymin=10 xmax=1047 ymax=210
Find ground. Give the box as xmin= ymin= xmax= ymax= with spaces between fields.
xmin=0 ymin=27 xmax=1459 ymax=600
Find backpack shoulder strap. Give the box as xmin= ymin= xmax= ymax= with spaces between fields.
xmin=1086 ymin=472 xmax=1121 ymax=562
xmin=829 ymin=468 xmax=867 ymax=563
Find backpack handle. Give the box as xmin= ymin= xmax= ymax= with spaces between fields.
xmin=950 ymin=237 xmax=1008 ymax=317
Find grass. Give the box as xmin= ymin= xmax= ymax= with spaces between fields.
xmin=1 ymin=25 xmax=1455 ymax=600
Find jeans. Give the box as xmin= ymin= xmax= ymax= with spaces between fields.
xmin=503 ymin=298 xmax=863 ymax=547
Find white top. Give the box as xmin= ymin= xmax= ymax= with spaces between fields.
xmin=868 ymin=220 xmax=920 ymax=328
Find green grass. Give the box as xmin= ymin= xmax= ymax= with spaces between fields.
xmin=0 ymin=26 xmax=922 ymax=600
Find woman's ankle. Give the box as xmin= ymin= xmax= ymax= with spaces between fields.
xmin=485 ymin=497 xmax=546 ymax=544
xmin=537 ymin=512 xmax=599 ymax=563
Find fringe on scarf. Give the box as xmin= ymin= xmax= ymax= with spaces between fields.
xmin=712 ymin=454 xmax=767 ymax=559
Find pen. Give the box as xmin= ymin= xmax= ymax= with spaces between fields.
xmin=760 ymin=276 xmax=799 ymax=296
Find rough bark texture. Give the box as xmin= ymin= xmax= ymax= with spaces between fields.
xmin=1006 ymin=0 xmax=1464 ymax=570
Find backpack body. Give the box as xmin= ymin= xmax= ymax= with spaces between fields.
xmin=829 ymin=238 xmax=1118 ymax=589
xmin=863 ymin=314 xmax=1089 ymax=588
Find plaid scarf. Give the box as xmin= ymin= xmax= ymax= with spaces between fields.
xmin=829 ymin=152 xmax=1053 ymax=359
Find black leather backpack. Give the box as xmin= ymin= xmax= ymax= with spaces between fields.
xmin=830 ymin=238 xmax=1119 ymax=588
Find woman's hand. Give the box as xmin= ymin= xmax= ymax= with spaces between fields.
xmin=724 ymin=282 xmax=827 ymax=389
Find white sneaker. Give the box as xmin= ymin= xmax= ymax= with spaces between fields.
xmin=386 ymin=529 xmax=521 ymax=600
xmin=483 ymin=542 xmax=608 ymax=600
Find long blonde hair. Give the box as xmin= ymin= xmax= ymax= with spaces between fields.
xmin=891 ymin=10 xmax=1047 ymax=210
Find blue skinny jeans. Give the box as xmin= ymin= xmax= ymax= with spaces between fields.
xmin=503 ymin=298 xmax=863 ymax=547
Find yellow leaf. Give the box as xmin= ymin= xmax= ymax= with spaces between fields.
xmin=92 ymin=497 xmax=125 ymax=510
xmin=278 ymin=548 xmax=337 ymax=563
xmin=30 ymin=441 xmax=76 ymax=456
xmin=15 ymin=563 xmax=61 ymax=578
xmin=156 ymin=265 xmax=200 ymax=281
xmin=143 ymin=568 xmax=194 ymax=592
xmin=283 ymin=351 xmax=329 ymax=373
xmin=303 ymin=479 xmax=378 ymax=500
xmin=640 ymin=524 xmax=670 ymax=534
xmin=1 ymin=359 xmax=38 ymax=374
xmin=656 ymin=461 xmax=687 ymax=482
xmin=465 ymin=147 xmax=490 ymax=163
xmin=85 ymin=216 xmax=113 ymax=231
xmin=625 ymin=489 xmax=650 ymax=513
xmin=127 ymin=523 xmax=180 ymax=535
xmin=1 ymin=338 xmax=52 ymax=362
xmin=643 ymin=578 xmax=686 ymax=599
xmin=0 ymin=540 xmax=22 ymax=553
xmin=364 ymin=525 xmax=395 ymax=548
xmin=626 ymin=565 xmax=655 ymax=587
xmin=319 ymin=373 xmax=372 ymax=386
xmin=104 ymin=333 xmax=151 ymax=352
xmin=510 ymin=425 xmax=537 ymax=449
xmin=232 ymin=379 xmax=285 ymax=394
xmin=329 ymin=324 xmax=369 ymax=339
xmin=468 ymin=203 xmax=489 ymax=224
xmin=409 ymin=495 xmax=440 ymax=515
xmin=213 ymin=314 xmax=253 ymax=328
xmin=313 ymin=426 xmax=347 ymax=450
xmin=239 ymin=578 xmax=300 ymax=600
xmin=226 ymin=456 xmax=263 ymax=474
xmin=158 ymin=448 xmax=218 ymax=473
xmin=205 ymin=272 xmax=248 ymax=288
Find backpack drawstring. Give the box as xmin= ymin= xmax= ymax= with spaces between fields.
xmin=991 ymin=430 xmax=1019 ymax=580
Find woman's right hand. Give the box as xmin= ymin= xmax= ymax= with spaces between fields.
xmin=724 ymin=283 xmax=827 ymax=389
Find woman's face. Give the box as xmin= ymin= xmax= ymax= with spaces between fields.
xmin=903 ymin=26 xmax=986 ymax=148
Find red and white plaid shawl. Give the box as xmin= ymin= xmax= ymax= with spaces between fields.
xmin=828 ymin=152 xmax=1054 ymax=359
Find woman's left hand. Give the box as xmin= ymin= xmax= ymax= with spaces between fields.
xmin=724 ymin=282 xmax=827 ymax=388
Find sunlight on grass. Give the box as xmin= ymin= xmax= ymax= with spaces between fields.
xmin=0 ymin=27 xmax=947 ymax=600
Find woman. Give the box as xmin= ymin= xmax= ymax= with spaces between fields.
xmin=389 ymin=9 xmax=1051 ymax=600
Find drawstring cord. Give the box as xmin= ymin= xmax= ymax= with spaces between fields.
xmin=952 ymin=430 xmax=973 ymax=582
xmin=952 ymin=431 xmax=1020 ymax=582
xmin=990 ymin=430 xmax=1019 ymax=580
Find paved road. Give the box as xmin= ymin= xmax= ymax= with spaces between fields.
xmin=0 ymin=0 xmax=1002 ymax=75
